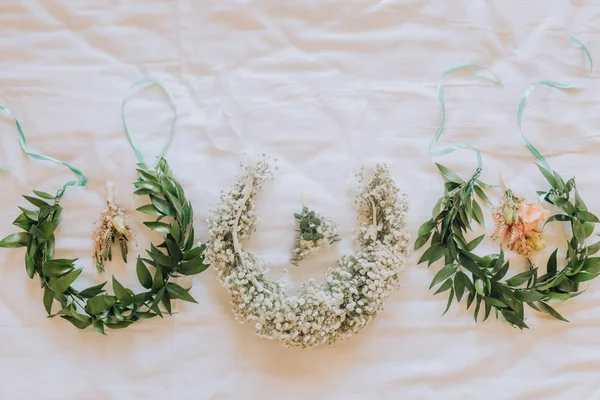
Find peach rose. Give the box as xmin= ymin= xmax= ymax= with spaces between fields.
xmin=517 ymin=202 xmax=550 ymax=230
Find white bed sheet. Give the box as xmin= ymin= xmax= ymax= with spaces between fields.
xmin=1 ymin=1 xmax=600 ymax=399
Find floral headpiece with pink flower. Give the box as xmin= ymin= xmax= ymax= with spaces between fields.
xmin=416 ymin=41 xmax=599 ymax=330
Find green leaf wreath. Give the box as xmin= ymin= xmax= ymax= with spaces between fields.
xmin=416 ymin=163 xmax=599 ymax=329
xmin=0 ymin=158 xmax=207 ymax=334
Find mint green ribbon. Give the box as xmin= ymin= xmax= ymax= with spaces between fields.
xmin=0 ymin=106 xmax=87 ymax=198
xmin=122 ymin=78 xmax=177 ymax=166
xmin=517 ymin=36 xmax=593 ymax=171
xmin=430 ymin=64 xmax=504 ymax=173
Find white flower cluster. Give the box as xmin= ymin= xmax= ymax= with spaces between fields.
xmin=205 ymin=157 xmax=411 ymax=348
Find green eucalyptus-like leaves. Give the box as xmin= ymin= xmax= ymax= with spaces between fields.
xmin=0 ymin=158 xmax=207 ymax=334
xmin=416 ymin=164 xmax=599 ymax=329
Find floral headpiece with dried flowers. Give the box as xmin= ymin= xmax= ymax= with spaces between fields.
xmin=93 ymin=182 xmax=136 ymax=272
xmin=0 ymin=80 xmax=208 ymax=334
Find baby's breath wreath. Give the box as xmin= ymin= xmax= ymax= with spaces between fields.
xmin=0 ymin=159 xmax=207 ymax=334
xmin=205 ymin=157 xmax=410 ymax=348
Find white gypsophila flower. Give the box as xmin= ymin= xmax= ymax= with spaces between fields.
xmin=204 ymin=156 xmax=411 ymax=348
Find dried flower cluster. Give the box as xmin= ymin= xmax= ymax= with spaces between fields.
xmin=92 ymin=197 xmax=135 ymax=272
xmin=205 ymin=156 xmax=410 ymax=348
xmin=290 ymin=204 xmax=340 ymax=266
xmin=492 ymin=189 xmax=549 ymax=260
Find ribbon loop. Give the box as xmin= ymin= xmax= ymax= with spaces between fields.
xmin=0 ymin=106 xmax=87 ymax=197
xmin=517 ymin=36 xmax=593 ymax=171
xmin=122 ymin=78 xmax=177 ymax=166
xmin=430 ymin=64 xmax=504 ymax=172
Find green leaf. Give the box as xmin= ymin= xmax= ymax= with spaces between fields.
xmin=152 ymin=267 xmax=165 ymax=291
xmin=85 ymin=295 xmax=117 ymax=315
xmin=573 ymin=219 xmax=586 ymax=244
xmin=43 ymin=286 xmax=54 ymax=315
xmin=514 ymin=289 xmax=545 ymax=302
xmin=420 ymin=242 xmax=447 ymax=266
xmin=473 ymin=186 xmax=493 ymax=206
xmin=571 ymin=272 xmax=599 ymax=282
xmin=25 ymin=252 xmax=35 ymax=279
xmin=537 ymin=164 xmax=558 ymax=189
xmin=434 ymin=278 xmax=453 ymax=295
xmin=18 ymin=207 xmax=39 ymax=222
xmin=147 ymin=246 xmax=173 ymax=267
xmin=61 ymin=316 xmax=91 ymax=330
xmin=414 ymin=232 xmax=431 ymax=251
xmin=466 ymin=291 xmax=476 ymax=309
xmin=48 ymin=268 xmax=82 ymax=294
xmin=136 ymin=168 xmax=158 ymax=182
xmin=538 ymin=302 xmax=569 ymax=322
xmin=161 ymin=296 xmax=172 ymax=314
xmin=471 ymin=200 xmax=484 ymax=227
xmin=474 ymin=295 xmax=482 ymax=322
xmin=492 ymin=262 xmax=510 ymax=282
xmin=42 ymin=259 xmax=75 ymax=277
xmin=170 ymin=220 xmax=181 ymax=244
xmin=476 ymin=180 xmax=496 ymax=189
xmin=135 ymin=181 xmax=161 ymax=193
xmin=435 ymin=163 xmax=464 ymax=183
xmin=501 ymin=310 xmax=529 ymax=329
xmin=574 ymin=189 xmax=587 ymax=211
xmin=545 ymin=214 xmax=572 ymax=226
xmin=22 ymin=195 xmax=49 ymax=208
xmin=144 ymin=221 xmax=171 ymax=234
xmin=584 ymin=222 xmax=595 ymax=239
xmin=454 ymin=272 xmax=467 ymax=302
xmin=506 ymin=269 xmax=537 ymax=287
xmin=112 ymin=276 xmax=130 ymax=302
xmin=37 ymin=220 xmax=60 ymax=238
xmin=418 ymin=220 xmax=435 ymax=236
xmin=134 ymin=188 xmax=156 ymax=196
xmin=184 ymin=245 xmax=205 ymax=261
xmin=459 ymin=253 xmax=485 ymax=279
xmin=429 ymin=264 xmax=457 ymax=289
xmin=475 ymin=279 xmax=485 ymax=296
xmin=33 ymin=190 xmax=56 ymax=200
xmin=12 ymin=213 xmax=34 ymax=230
xmin=442 ymin=287 xmax=454 ymax=315
xmin=0 ymin=232 xmax=30 ymax=248
xmin=105 ymin=320 xmax=134 ymax=329
xmin=166 ymin=282 xmax=197 ymax=303
xmin=576 ymin=210 xmax=599 ymax=223
xmin=165 ymin=238 xmax=183 ymax=261
xmin=137 ymin=204 xmax=163 ymax=216
xmin=136 ymin=257 xmax=153 ymax=289
xmin=582 ymin=257 xmax=600 ymax=273
xmin=484 ymin=297 xmax=507 ymax=308
xmin=432 ymin=198 xmax=444 ymax=219
xmin=150 ymin=195 xmax=175 ymax=216
xmin=467 ymin=235 xmax=485 ymax=251
xmin=92 ymin=319 xmax=106 ymax=335
xmin=178 ymin=257 xmax=209 ymax=276
xmin=547 ymin=249 xmax=558 ymax=275
xmin=78 ymin=282 xmax=107 ymax=298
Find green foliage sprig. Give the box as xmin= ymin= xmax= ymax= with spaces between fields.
xmin=0 ymin=158 xmax=207 ymax=334
xmin=416 ymin=163 xmax=599 ymax=329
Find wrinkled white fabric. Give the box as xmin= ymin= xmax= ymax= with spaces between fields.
xmin=1 ymin=1 xmax=600 ymax=399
